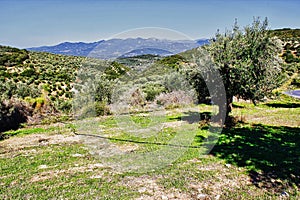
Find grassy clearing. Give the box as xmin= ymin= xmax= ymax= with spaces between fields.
xmin=232 ymin=95 xmax=300 ymax=127
xmin=1 ymin=98 xmax=300 ymax=199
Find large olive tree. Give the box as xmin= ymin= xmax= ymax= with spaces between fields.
xmin=194 ymin=18 xmax=284 ymax=120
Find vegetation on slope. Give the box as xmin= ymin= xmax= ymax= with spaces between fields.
xmin=0 ymin=46 xmax=131 ymax=132
xmin=269 ymin=28 xmax=300 ymax=89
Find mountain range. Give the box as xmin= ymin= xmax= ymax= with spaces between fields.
xmin=27 ymin=38 xmax=209 ymax=59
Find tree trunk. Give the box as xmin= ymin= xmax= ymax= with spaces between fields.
xmin=226 ymin=96 xmax=233 ymax=118
xmin=217 ymin=95 xmax=233 ymax=125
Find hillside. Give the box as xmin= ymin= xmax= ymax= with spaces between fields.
xmin=0 ymin=45 xmax=133 ymax=132
xmin=0 ymin=46 xmax=83 ymax=104
xmin=270 ymin=28 xmax=300 ymax=40
xmin=1 ymin=45 xmax=188 ymax=132
xmin=270 ymin=29 xmax=300 ymax=88
xmin=271 ymin=29 xmax=300 ymax=62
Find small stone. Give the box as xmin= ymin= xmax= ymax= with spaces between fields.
xmin=290 ymin=174 xmax=296 ymax=179
xmin=197 ymin=188 xmax=203 ymax=193
xmin=215 ymin=194 xmax=221 ymax=200
xmin=225 ymin=163 xmax=231 ymax=168
xmin=71 ymin=153 xmax=84 ymax=157
xmin=90 ymin=175 xmax=102 ymax=179
xmin=138 ymin=187 xmax=147 ymax=193
xmin=92 ymin=163 xmax=104 ymax=168
xmin=38 ymin=165 xmax=48 ymax=169
xmin=167 ymin=193 xmax=175 ymax=199
xmin=271 ymin=178 xmax=275 ymax=183
xmin=197 ymin=194 xmax=207 ymax=199
xmin=161 ymin=195 xmax=168 ymax=200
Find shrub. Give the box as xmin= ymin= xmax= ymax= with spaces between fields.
xmin=104 ymin=61 xmax=129 ymax=80
xmin=20 ymin=67 xmax=36 ymax=77
xmin=155 ymin=90 xmax=194 ymax=109
xmin=0 ymin=99 xmax=33 ymax=133
xmin=142 ymin=83 xmax=166 ymax=101
xmin=57 ymin=100 xmax=73 ymax=113
xmin=16 ymin=82 xmax=41 ymax=99
xmin=95 ymin=101 xmax=111 ymax=116
xmin=129 ymin=88 xmax=146 ymax=107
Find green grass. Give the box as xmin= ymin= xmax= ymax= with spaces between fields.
xmin=1 ymin=126 xmax=59 ymax=140
xmin=232 ymin=95 xmax=300 ymax=127
xmin=0 ymin=143 xmax=139 ymax=199
xmin=1 ymin=101 xmax=300 ymax=199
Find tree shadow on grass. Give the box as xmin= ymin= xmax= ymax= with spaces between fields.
xmin=265 ymin=102 xmax=300 ymax=108
xmin=169 ymin=111 xmax=211 ymax=124
xmin=210 ymin=124 xmax=300 ymax=191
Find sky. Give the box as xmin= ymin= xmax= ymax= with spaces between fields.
xmin=1 ymin=0 xmax=300 ymax=48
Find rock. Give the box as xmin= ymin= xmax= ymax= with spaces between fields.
xmin=225 ymin=163 xmax=231 ymax=168
xmin=71 ymin=153 xmax=84 ymax=157
xmin=197 ymin=194 xmax=207 ymax=199
xmin=167 ymin=193 xmax=175 ymax=199
xmin=38 ymin=165 xmax=48 ymax=169
xmin=138 ymin=187 xmax=147 ymax=193
xmin=90 ymin=175 xmax=102 ymax=179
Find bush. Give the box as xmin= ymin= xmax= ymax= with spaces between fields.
xmin=142 ymin=83 xmax=166 ymax=101
xmin=292 ymin=77 xmax=300 ymax=87
xmin=129 ymin=88 xmax=146 ymax=107
xmin=95 ymin=101 xmax=111 ymax=116
xmin=0 ymin=99 xmax=33 ymax=133
xmin=20 ymin=67 xmax=37 ymax=77
xmin=57 ymin=100 xmax=73 ymax=113
xmin=155 ymin=90 xmax=194 ymax=109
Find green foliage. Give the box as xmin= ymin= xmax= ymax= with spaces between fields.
xmin=20 ymin=67 xmax=37 ymax=77
xmin=104 ymin=61 xmax=129 ymax=80
xmin=95 ymin=78 xmax=114 ymax=104
xmin=42 ymin=84 xmax=51 ymax=92
xmin=202 ymin=17 xmax=284 ymax=118
xmin=158 ymin=54 xmax=186 ymax=70
xmin=270 ymin=28 xmax=300 ymax=40
xmin=0 ymin=45 xmax=87 ymax=114
xmin=269 ymin=29 xmax=300 ymax=65
xmin=56 ymin=99 xmax=73 ymax=113
xmin=0 ymin=46 xmax=29 ymax=66
xmin=142 ymin=83 xmax=166 ymax=101
xmin=291 ymin=75 xmax=300 ymax=87
xmin=95 ymin=101 xmax=111 ymax=116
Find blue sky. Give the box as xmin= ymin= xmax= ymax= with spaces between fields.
xmin=1 ymin=0 xmax=300 ymax=48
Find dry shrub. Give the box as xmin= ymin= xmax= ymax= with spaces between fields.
xmin=130 ymin=88 xmax=146 ymax=107
xmin=155 ymin=90 xmax=194 ymax=109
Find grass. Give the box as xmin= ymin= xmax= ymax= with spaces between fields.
xmin=232 ymin=95 xmax=300 ymax=127
xmin=1 ymin=98 xmax=300 ymax=199
xmin=0 ymin=143 xmax=139 ymax=199
xmin=211 ymin=124 xmax=300 ymax=187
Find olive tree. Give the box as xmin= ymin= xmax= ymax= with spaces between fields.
xmin=196 ymin=18 xmax=283 ymax=120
